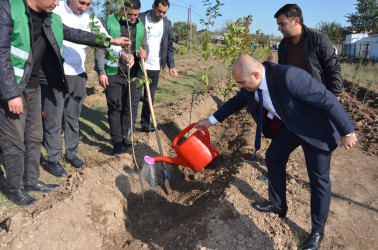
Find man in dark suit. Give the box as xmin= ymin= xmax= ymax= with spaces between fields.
xmin=196 ymin=55 xmax=357 ymax=250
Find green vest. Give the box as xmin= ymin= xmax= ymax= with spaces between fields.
xmin=105 ymin=15 xmax=145 ymax=75
xmin=9 ymin=0 xmax=63 ymax=83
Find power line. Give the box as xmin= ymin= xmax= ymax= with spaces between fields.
xmin=171 ymin=3 xmax=188 ymax=9
xmin=191 ymin=9 xmax=203 ymax=18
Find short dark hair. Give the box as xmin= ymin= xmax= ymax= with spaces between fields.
xmin=125 ymin=0 xmax=141 ymax=9
xmin=153 ymin=0 xmax=170 ymax=8
xmin=274 ymin=4 xmax=303 ymax=25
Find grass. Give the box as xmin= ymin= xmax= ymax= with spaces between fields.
xmin=340 ymin=59 xmax=378 ymax=90
xmin=155 ymin=72 xmax=200 ymax=103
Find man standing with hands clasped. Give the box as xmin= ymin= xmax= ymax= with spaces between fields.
xmin=132 ymin=0 xmax=177 ymax=133
xmin=196 ymin=55 xmax=357 ymax=250
xmin=94 ymin=0 xmax=146 ymax=155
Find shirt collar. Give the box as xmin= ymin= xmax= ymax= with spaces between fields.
xmin=259 ymin=66 xmax=268 ymax=91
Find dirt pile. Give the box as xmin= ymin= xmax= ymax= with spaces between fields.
xmin=0 ymin=56 xmax=377 ymax=249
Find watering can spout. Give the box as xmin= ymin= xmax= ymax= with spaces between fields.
xmin=145 ymin=156 xmax=188 ymax=167
xmin=144 ymin=123 xmax=219 ymax=173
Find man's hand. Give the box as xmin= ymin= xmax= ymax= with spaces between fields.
xmin=169 ymin=68 xmax=178 ymax=78
xmin=110 ymin=37 xmax=131 ymax=50
xmin=137 ymin=49 xmax=147 ymax=59
xmin=98 ymin=74 xmax=109 ymax=89
xmin=339 ymin=132 xmax=357 ymax=149
xmin=120 ymin=52 xmax=134 ymax=68
xmin=8 ymin=97 xmax=23 ymax=114
xmin=194 ymin=119 xmax=213 ymax=129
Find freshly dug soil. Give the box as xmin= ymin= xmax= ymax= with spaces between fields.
xmin=0 ymin=54 xmax=377 ymax=250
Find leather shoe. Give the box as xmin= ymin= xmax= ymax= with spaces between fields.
xmin=8 ymin=189 xmax=37 ymax=206
xmin=122 ymin=136 xmax=132 ymax=147
xmin=48 ymin=161 xmax=67 ymax=178
xmin=24 ymin=181 xmax=60 ymax=193
xmin=252 ymin=201 xmax=288 ymax=218
xmin=301 ymin=232 xmax=324 ymax=250
xmin=67 ymin=157 xmax=86 ymax=168
xmin=141 ymin=124 xmax=155 ymax=133
xmin=112 ymin=142 xmax=123 ymax=155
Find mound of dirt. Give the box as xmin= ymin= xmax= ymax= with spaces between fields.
xmin=0 ymin=55 xmax=377 ymax=249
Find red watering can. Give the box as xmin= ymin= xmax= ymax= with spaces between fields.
xmin=144 ymin=123 xmax=219 ymax=173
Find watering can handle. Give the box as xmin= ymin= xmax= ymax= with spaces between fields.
xmin=172 ymin=123 xmax=210 ymax=147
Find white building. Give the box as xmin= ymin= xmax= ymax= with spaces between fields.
xmin=343 ymin=31 xmax=378 ymax=60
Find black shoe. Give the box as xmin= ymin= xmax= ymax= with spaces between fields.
xmin=67 ymin=157 xmax=86 ymax=168
xmin=112 ymin=142 xmax=123 ymax=155
xmin=122 ymin=136 xmax=132 ymax=147
xmin=8 ymin=189 xmax=37 ymax=206
xmin=24 ymin=181 xmax=60 ymax=193
xmin=301 ymin=232 xmax=324 ymax=250
xmin=141 ymin=125 xmax=155 ymax=133
xmin=48 ymin=161 xmax=67 ymax=178
xmin=252 ymin=201 xmax=288 ymax=218
xmin=122 ymin=126 xmax=133 ymax=147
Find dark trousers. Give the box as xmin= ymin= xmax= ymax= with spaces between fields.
xmin=0 ymin=87 xmax=43 ymax=191
xmin=133 ymin=69 xmax=160 ymax=126
xmin=105 ymin=74 xmax=136 ymax=143
xmin=265 ymin=125 xmax=332 ymax=234
xmin=41 ymin=73 xmax=87 ymax=162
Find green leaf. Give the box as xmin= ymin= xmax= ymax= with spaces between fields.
xmin=89 ymin=13 xmax=95 ymax=20
xmin=136 ymin=79 xmax=144 ymax=88
xmin=89 ymin=22 xmax=94 ymax=31
xmin=104 ymin=41 xmax=110 ymax=48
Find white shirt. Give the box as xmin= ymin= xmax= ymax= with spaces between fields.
xmin=144 ymin=11 xmax=164 ymax=70
xmin=54 ymin=2 xmax=109 ymax=75
xmin=254 ymin=67 xmax=281 ymax=120
xmin=209 ymin=67 xmax=281 ymax=125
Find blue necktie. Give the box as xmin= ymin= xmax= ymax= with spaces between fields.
xmin=255 ymin=89 xmax=263 ymax=151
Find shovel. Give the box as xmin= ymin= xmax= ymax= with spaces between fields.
xmin=140 ymin=56 xmax=173 ymax=194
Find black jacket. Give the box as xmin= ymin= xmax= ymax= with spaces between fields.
xmin=0 ymin=0 xmax=108 ymax=100
xmin=278 ymin=25 xmax=342 ymax=95
xmin=138 ymin=11 xmax=175 ymax=69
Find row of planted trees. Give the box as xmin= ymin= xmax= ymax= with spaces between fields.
xmin=185 ymin=0 xmax=271 ymax=122
xmin=193 ymin=0 xmax=271 ymax=99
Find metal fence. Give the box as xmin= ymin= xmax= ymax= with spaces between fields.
xmin=337 ymin=43 xmax=371 ymax=58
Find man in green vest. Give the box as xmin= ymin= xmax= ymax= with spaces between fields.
xmin=95 ymin=0 xmax=146 ymax=155
xmin=0 ymin=0 xmax=130 ymax=206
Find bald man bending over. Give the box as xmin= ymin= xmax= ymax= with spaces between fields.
xmin=196 ymin=55 xmax=357 ymax=250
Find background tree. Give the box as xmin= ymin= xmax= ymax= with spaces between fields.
xmin=251 ymin=28 xmax=270 ymax=45
xmin=173 ymin=21 xmax=198 ymax=43
xmin=346 ymin=0 xmax=378 ymax=32
xmin=267 ymin=34 xmax=282 ymax=42
xmin=317 ymin=21 xmax=346 ymax=44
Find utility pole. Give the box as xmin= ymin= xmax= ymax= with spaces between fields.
xmin=189 ymin=5 xmax=192 ymax=58
xmin=186 ymin=7 xmax=190 ymax=48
